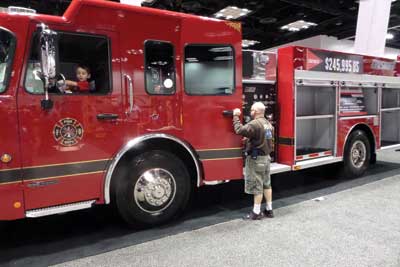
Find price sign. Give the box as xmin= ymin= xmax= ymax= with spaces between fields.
xmin=305 ymin=49 xmax=363 ymax=74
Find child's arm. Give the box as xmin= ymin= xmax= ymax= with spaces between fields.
xmin=65 ymin=80 xmax=77 ymax=87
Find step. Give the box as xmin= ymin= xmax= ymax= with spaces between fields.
xmin=26 ymin=200 xmax=96 ymax=218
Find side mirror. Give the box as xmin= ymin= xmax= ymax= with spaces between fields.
xmin=37 ymin=23 xmax=57 ymax=110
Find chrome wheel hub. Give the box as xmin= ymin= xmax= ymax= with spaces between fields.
xmin=350 ymin=140 xmax=366 ymax=168
xmin=134 ymin=168 xmax=176 ymax=214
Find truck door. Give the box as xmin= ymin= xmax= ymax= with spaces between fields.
xmin=18 ymin=25 xmax=123 ymax=210
xmin=182 ymin=44 xmax=243 ymax=182
xmin=0 ymin=23 xmax=26 ymax=220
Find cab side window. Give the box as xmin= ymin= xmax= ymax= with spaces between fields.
xmin=25 ymin=32 xmax=111 ymax=94
xmin=184 ymin=44 xmax=235 ymax=95
xmin=0 ymin=29 xmax=16 ymax=93
xmin=144 ymin=40 xmax=175 ymax=95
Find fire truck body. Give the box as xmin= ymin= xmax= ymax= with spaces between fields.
xmin=275 ymin=46 xmax=400 ymax=173
xmin=0 ymin=0 xmax=243 ymax=224
xmin=0 ymin=0 xmax=399 ymax=226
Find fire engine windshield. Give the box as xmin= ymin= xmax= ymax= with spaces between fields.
xmin=0 ymin=28 xmax=16 ymax=93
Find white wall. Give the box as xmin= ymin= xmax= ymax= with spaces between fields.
xmin=265 ymin=35 xmax=400 ymax=59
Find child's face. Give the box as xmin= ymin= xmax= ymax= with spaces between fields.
xmin=76 ymin=67 xmax=90 ymax=82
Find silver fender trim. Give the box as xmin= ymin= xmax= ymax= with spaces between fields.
xmin=104 ymin=134 xmax=201 ymax=204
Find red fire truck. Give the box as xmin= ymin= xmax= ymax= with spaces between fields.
xmin=0 ymin=0 xmax=399 ymax=226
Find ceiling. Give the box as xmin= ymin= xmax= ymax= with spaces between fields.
xmin=1 ymin=0 xmax=400 ymax=50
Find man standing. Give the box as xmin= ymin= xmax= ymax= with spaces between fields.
xmin=233 ymin=102 xmax=274 ymax=220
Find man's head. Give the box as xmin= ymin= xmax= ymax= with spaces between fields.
xmin=250 ymin=102 xmax=266 ymax=119
xmin=76 ymin=65 xmax=91 ymax=82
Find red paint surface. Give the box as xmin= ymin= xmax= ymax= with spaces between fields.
xmin=0 ymin=0 xmax=243 ymax=219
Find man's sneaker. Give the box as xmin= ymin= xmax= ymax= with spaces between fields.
xmin=243 ymin=211 xmax=263 ymax=220
xmin=264 ymin=209 xmax=274 ymax=218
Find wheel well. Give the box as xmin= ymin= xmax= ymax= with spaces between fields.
xmin=110 ymin=138 xmax=200 ymax=203
xmin=345 ymin=124 xmax=376 ymax=163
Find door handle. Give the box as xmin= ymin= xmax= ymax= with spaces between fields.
xmin=222 ymin=110 xmax=233 ymax=117
xmin=97 ymin=113 xmax=119 ymax=120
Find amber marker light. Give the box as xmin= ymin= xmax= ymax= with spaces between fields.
xmin=14 ymin=202 xmax=22 ymax=209
xmin=1 ymin=154 xmax=12 ymax=163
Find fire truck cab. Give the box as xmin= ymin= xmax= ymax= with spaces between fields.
xmin=0 ymin=0 xmax=399 ymax=226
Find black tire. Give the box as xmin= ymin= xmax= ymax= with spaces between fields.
xmin=343 ymin=130 xmax=371 ymax=178
xmin=115 ymin=150 xmax=191 ymax=227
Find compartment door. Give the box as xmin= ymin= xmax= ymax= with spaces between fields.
xmin=182 ymin=44 xmax=243 ymax=181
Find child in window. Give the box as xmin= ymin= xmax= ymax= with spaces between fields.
xmin=65 ymin=64 xmax=91 ymax=92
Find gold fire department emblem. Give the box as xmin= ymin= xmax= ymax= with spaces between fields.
xmin=53 ymin=118 xmax=84 ymax=146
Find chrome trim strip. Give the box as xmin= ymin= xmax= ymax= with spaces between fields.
xmin=243 ymin=79 xmax=275 ymax=84
xmin=203 ymin=180 xmax=230 ymax=185
xmin=381 ymin=107 xmax=400 ymax=112
xmin=378 ymin=144 xmax=400 ymax=150
xmin=383 ymin=83 xmax=400 ymax=89
xmin=339 ymin=115 xmax=378 ymax=120
xmin=335 ymin=80 xmax=339 ymax=156
xmin=104 ymin=134 xmax=201 ymax=204
xmin=124 ymin=74 xmax=133 ymax=113
xmin=270 ymin=163 xmax=291 ymax=174
xmin=296 ymin=115 xmax=335 ymax=120
xmin=295 ymin=70 xmax=400 ymax=84
xmin=296 ymin=79 xmax=334 ymax=87
xmin=26 ymin=200 xmax=95 ymax=218
xmin=293 ymin=156 xmax=343 ymax=170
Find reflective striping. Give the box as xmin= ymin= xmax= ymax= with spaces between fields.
xmin=197 ymin=148 xmax=243 ymax=160
xmin=24 ymin=170 xmax=106 ymax=183
xmin=296 ymin=151 xmax=332 ymax=161
xmin=0 ymin=169 xmax=21 ymax=184
xmin=22 ymin=158 xmax=110 ymax=169
xmin=0 ymin=159 xmax=109 ymax=184
xmin=22 ymin=160 xmax=109 ymax=180
xmin=0 ymin=180 xmax=22 ymax=185
xmin=278 ymin=137 xmax=295 ymax=146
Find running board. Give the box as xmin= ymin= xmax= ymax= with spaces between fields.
xmin=379 ymin=144 xmax=400 ymax=151
xmin=294 ymin=156 xmax=343 ymax=170
xmin=26 ymin=200 xmax=96 ymax=218
xmin=270 ymin=163 xmax=291 ymax=174
xmin=242 ymin=162 xmax=291 ymax=177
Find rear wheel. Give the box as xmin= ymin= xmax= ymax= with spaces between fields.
xmin=115 ymin=150 xmax=191 ymax=227
xmin=343 ymin=130 xmax=371 ymax=178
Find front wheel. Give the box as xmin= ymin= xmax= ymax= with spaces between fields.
xmin=115 ymin=150 xmax=191 ymax=227
xmin=343 ymin=130 xmax=371 ymax=178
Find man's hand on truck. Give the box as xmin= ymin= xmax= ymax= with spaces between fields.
xmin=233 ymin=108 xmax=241 ymax=116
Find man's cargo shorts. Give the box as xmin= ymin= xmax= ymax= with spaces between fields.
xmin=244 ymin=155 xmax=271 ymax=195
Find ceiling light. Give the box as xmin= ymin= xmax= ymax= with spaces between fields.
xmin=209 ymin=47 xmax=232 ymax=52
xmin=386 ymin=33 xmax=394 ymax=40
xmin=213 ymin=6 xmax=252 ymax=20
xmin=242 ymin=39 xmax=260 ymax=47
xmin=214 ymin=56 xmax=233 ymax=61
xmin=186 ymin=57 xmax=198 ymax=62
xmin=281 ymin=20 xmax=317 ymax=32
